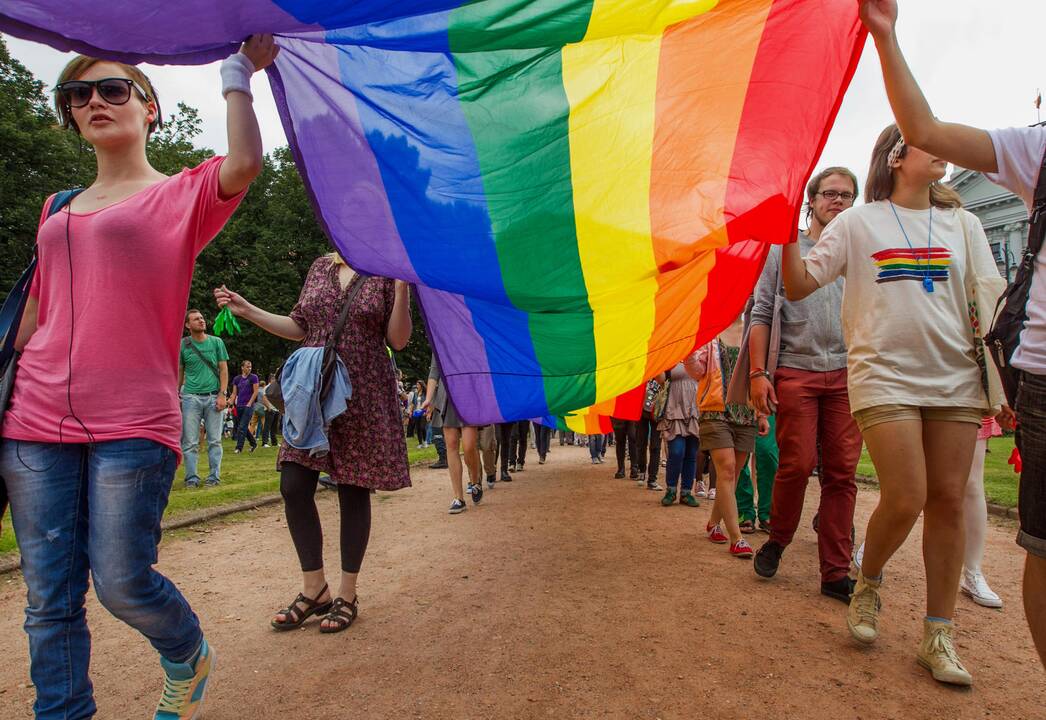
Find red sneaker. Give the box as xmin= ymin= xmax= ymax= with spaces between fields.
xmin=730 ymin=539 xmax=754 ymax=558
xmin=707 ymin=523 xmax=728 ymax=544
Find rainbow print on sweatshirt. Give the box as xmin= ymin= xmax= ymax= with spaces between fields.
xmin=872 ymin=248 xmax=952 ymax=285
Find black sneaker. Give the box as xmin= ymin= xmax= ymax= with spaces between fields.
xmin=448 ymin=499 xmax=467 ymax=514
xmin=614 ymin=470 xmax=626 ymax=479
xmin=430 ymin=459 xmax=449 ymax=469
xmin=629 ymin=468 xmax=639 ymax=480
xmin=184 ymin=477 xmax=201 ymax=490
xmin=754 ymin=540 xmax=785 ymax=578
xmin=516 ymin=463 xmax=525 ymax=472
xmin=821 ymin=576 xmax=856 ymax=604
xmin=486 ymin=474 xmax=496 ymax=489
xmin=508 ymin=463 xmax=517 ymax=473
xmin=468 ymin=483 xmax=484 ymax=505
xmin=500 ymin=471 xmax=513 ymax=483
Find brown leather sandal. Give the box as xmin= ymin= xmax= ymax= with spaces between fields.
xmin=319 ymin=596 xmax=358 ymax=634
xmin=270 ymin=584 xmax=333 ymax=631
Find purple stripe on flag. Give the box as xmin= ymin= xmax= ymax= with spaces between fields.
xmin=270 ymin=37 xmax=419 ymax=282
xmin=415 ymin=287 xmax=503 ymax=426
xmin=0 ymin=2 xmax=319 ymax=65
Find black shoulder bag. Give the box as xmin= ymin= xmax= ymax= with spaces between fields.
xmin=985 ymin=148 xmax=1046 ymax=407
xmin=0 ymin=188 xmax=83 ymax=525
xmin=266 ymin=273 xmax=367 ymax=414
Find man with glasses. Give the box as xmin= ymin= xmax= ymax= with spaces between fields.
xmin=750 ymin=168 xmax=864 ymax=603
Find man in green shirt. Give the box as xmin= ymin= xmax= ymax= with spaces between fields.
xmin=179 ymin=309 xmax=230 ymax=488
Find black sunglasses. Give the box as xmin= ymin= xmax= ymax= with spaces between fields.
xmin=56 ymin=77 xmax=150 ymax=109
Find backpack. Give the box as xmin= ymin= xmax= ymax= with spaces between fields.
xmin=985 ymin=148 xmax=1046 ymax=406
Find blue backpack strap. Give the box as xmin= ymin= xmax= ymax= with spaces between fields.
xmin=0 ymin=189 xmax=85 ymax=362
xmin=46 ymin=188 xmax=84 ymax=218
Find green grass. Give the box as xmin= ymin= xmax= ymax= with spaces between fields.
xmin=856 ymin=434 xmax=1019 ymax=508
xmin=0 ymin=437 xmax=437 ymax=558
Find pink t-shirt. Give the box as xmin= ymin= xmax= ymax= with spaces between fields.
xmin=3 ymin=156 xmax=244 ymax=455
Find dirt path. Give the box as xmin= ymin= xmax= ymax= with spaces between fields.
xmin=0 ymin=444 xmax=1041 ymax=719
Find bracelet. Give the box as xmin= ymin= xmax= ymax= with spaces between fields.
xmin=749 ymin=369 xmax=771 ymax=381
xmin=220 ymin=53 xmax=255 ymax=101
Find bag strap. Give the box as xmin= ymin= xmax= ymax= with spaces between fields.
xmin=182 ymin=336 xmax=221 ymax=380
xmin=47 ymin=189 xmax=84 ymax=219
xmin=1 ymin=189 xmax=84 ymax=354
xmin=327 ymin=273 xmax=367 ymax=349
xmin=1027 ymin=147 xmax=1046 ymax=259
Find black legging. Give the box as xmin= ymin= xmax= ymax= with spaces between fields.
xmin=510 ymin=420 xmax=530 ymax=466
xmin=280 ymin=462 xmax=371 ymax=573
xmin=614 ymin=421 xmax=637 ymax=472
xmin=634 ymin=417 xmax=661 ymax=481
xmin=497 ymin=422 xmax=515 ymax=471
xmin=414 ymin=416 xmax=427 ymax=445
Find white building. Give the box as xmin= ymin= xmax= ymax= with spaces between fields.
xmin=950 ymin=168 xmax=1029 ymax=281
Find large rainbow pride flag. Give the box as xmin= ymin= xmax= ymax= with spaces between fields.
xmin=2 ymin=1 xmax=865 ymax=428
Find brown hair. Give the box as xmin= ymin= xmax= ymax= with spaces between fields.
xmin=185 ymin=309 xmax=202 ymax=321
xmin=864 ymin=124 xmax=962 ymax=209
xmin=55 ymin=56 xmax=161 ymax=135
xmin=806 ymin=166 xmax=858 ymax=202
xmin=804 ymin=166 xmax=859 ymax=222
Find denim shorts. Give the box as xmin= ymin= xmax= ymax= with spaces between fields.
xmin=1016 ymin=372 xmax=1046 ymax=558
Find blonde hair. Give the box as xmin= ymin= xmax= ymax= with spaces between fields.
xmin=865 ymin=124 xmax=962 ymax=209
xmin=327 ymin=251 xmax=347 ymax=266
xmin=55 ymin=56 xmax=160 ymax=135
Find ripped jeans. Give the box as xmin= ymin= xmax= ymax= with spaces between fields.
xmin=0 ymin=438 xmax=202 ymax=720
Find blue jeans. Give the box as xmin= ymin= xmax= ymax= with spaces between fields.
xmin=180 ymin=393 xmax=224 ymax=484
xmin=588 ymin=434 xmax=603 ymax=459
xmin=234 ymin=404 xmax=256 ymax=450
xmin=665 ymin=435 xmax=700 ymax=493
xmin=0 ymin=439 xmax=202 ymax=719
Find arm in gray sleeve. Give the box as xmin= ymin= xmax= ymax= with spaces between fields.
xmin=750 ymin=245 xmax=780 ymax=328
xmin=428 ymin=354 xmax=442 ymax=383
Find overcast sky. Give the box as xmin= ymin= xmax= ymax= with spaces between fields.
xmin=6 ymin=1 xmax=1044 ymax=193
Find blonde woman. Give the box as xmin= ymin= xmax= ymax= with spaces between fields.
xmin=0 ymin=37 xmax=273 ymax=718
xmin=782 ymin=123 xmax=1001 ymax=686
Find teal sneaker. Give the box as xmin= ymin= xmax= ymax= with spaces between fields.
xmin=680 ymin=492 xmax=700 ymax=507
xmin=155 ymin=639 xmax=214 ymax=720
xmin=661 ymin=489 xmax=677 ymax=506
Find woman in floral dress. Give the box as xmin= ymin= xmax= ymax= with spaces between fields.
xmin=215 ymin=253 xmax=411 ymax=633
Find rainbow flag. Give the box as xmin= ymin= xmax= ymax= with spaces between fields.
xmin=2 ymin=1 xmax=865 ymax=426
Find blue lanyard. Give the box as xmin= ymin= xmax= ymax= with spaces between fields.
xmin=889 ymin=200 xmax=935 ymax=293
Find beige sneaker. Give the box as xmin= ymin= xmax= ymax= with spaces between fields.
xmin=846 ymin=571 xmax=881 ymax=644
xmin=917 ymin=619 xmax=973 ymax=686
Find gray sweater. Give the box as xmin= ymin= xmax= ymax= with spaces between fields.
xmin=751 ymin=232 xmax=847 ymax=373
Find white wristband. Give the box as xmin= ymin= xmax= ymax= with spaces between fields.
xmin=220 ymin=53 xmax=255 ymax=101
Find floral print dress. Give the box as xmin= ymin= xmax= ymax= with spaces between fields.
xmin=277 ymin=256 xmax=410 ymax=491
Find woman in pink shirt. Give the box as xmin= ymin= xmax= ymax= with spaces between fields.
xmin=0 ymin=36 xmax=276 ymax=720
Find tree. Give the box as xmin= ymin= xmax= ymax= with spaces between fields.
xmin=0 ymin=36 xmax=432 ymax=380
xmin=0 ymin=35 xmax=92 ymax=293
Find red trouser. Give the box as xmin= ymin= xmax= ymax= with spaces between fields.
xmin=769 ymin=367 xmax=862 ymax=582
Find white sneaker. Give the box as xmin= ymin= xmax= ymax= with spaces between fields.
xmin=707 ymin=488 xmax=717 ymax=500
xmin=847 ymin=571 xmax=882 ymax=644
xmin=694 ymin=481 xmax=707 ymax=498
xmin=918 ymin=619 xmax=973 ymax=686
xmin=853 ymin=541 xmax=864 ymax=573
xmin=960 ymin=569 xmax=1003 ymax=609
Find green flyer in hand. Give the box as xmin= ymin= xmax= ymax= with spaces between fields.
xmin=213 ymin=306 xmax=242 ymax=337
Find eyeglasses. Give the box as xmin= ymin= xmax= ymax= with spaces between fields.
xmin=816 ymin=190 xmax=857 ymax=203
xmin=56 ymin=77 xmax=149 ymax=109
